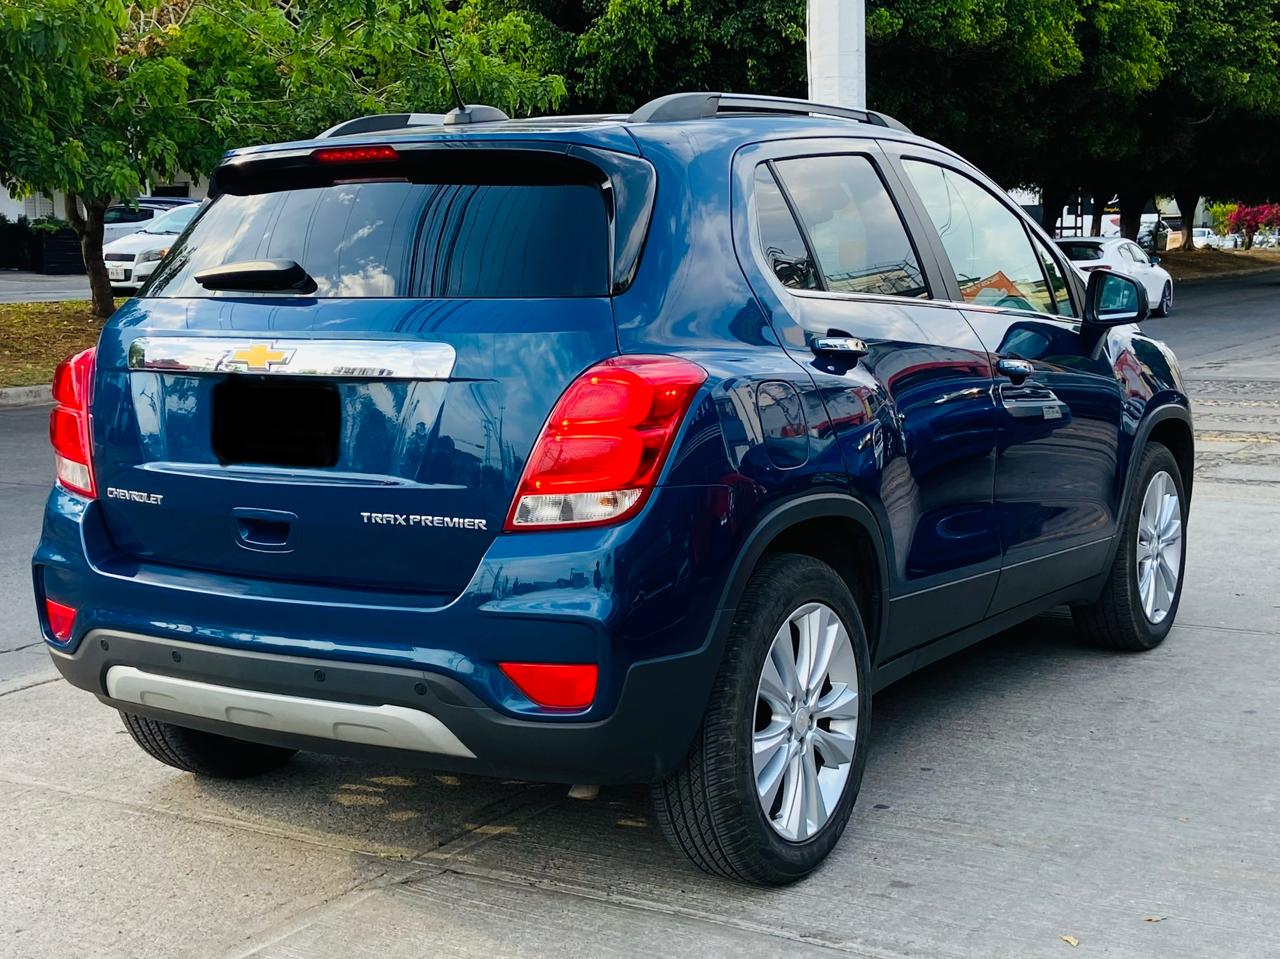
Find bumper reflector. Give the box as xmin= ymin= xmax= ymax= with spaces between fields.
xmin=45 ymin=598 xmax=76 ymax=644
xmin=499 ymin=662 xmax=598 ymax=710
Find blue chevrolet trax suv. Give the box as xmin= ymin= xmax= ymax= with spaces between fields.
xmin=34 ymin=93 xmax=1193 ymax=885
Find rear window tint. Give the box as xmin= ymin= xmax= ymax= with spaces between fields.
xmin=105 ymin=207 xmax=155 ymax=224
xmin=144 ymin=180 xmax=609 ymax=299
xmin=1058 ymin=243 xmax=1103 ymax=261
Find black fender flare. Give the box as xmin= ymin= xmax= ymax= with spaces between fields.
xmin=637 ymin=492 xmax=892 ymax=777
xmin=710 ymin=491 xmax=891 ymax=656
xmin=1105 ymin=401 xmax=1194 ymax=569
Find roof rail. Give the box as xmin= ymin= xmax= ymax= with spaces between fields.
xmin=317 ymin=105 xmax=511 ymax=139
xmin=627 ymin=92 xmax=911 ymax=133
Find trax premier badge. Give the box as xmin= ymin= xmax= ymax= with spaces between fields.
xmin=361 ymin=512 xmax=488 ymax=530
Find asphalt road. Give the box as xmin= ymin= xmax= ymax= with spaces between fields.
xmin=1 ymin=275 xmax=1278 ymax=958
xmin=0 ymin=272 xmax=90 ymax=304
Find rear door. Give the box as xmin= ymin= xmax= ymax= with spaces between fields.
xmin=1121 ymin=241 xmax=1164 ymax=303
xmin=91 ymin=146 xmax=649 ymax=600
xmin=736 ymin=139 xmax=1000 ymax=662
xmin=889 ymin=149 xmax=1124 ymax=612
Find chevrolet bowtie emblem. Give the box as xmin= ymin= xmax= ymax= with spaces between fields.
xmin=227 ymin=343 xmax=294 ymax=372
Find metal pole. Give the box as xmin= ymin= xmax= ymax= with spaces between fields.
xmin=807 ymin=0 xmax=866 ymax=109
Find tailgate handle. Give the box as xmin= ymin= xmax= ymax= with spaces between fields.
xmin=232 ymin=508 xmax=297 ymax=553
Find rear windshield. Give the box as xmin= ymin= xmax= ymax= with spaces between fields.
xmin=143 ymin=177 xmax=609 ymax=299
xmin=1058 ymin=242 xmax=1103 ymax=262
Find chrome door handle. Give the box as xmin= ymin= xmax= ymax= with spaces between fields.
xmin=996 ymin=357 xmax=1034 ymax=383
xmin=812 ymin=336 xmax=868 ymax=358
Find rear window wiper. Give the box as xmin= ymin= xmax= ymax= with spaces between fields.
xmin=194 ymin=259 xmax=318 ymax=294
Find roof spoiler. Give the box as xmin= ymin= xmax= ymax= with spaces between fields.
xmin=317 ymin=105 xmax=509 ymax=139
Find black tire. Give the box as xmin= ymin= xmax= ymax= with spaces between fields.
xmin=1153 ymin=282 xmax=1173 ymax=317
xmin=1072 ymin=442 xmax=1187 ymax=651
xmin=652 ymin=553 xmax=872 ymax=885
xmin=120 ymin=711 xmax=296 ymax=778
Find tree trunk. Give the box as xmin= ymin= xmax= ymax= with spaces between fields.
xmin=65 ymin=193 xmax=115 ymax=318
xmin=1089 ymin=188 xmax=1109 ymax=236
xmin=1039 ymin=184 xmax=1068 ymax=236
xmin=1117 ymin=190 xmax=1147 ymax=241
xmin=1174 ymin=189 xmax=1200 ymax=251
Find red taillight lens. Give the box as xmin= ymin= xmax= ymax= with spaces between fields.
xmin=311 ymin=145 xmax=399 ymax=164
xmin=45 ymin=598 xmax=76 ymax=644
xmin=49 ymin=348 xmax=96 ymax=498
xmin=505 ymin=355 xmax=707 ymax=530
xmin=499 ymin=662 xmax=598 ymax=710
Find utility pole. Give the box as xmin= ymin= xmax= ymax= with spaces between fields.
xmin=807 ymin=0 xmax=866 ymax=109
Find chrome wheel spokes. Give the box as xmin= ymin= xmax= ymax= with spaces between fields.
xmin=753 ymin=602 xmax=859 ymax=842
xmin=1136 ymin=470 xmax=1183 ymax=624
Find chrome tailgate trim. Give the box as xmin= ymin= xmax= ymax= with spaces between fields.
xmin=127 ymin=337 xmax=457 ymax=380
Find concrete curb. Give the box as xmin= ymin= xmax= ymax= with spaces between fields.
xmin=0 ymin=385 xmax=52 ymax=408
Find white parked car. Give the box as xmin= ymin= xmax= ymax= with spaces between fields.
xmin=1191 ymin=227 xmax=1220 ymax=249
xmin=101 ymin=197 xmax=199 ymax=244
xmin=102 ymin=203 xmax=203 ymax=293
xmin=1056 ymin=236 xmax=1174 ymax=316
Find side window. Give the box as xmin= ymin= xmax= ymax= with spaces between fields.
xmin=104 ymin=208 xmax=153 ymax=224
xmin=1032 ymin=237 xmax=1077 ymax=317
xmin=901 ymin=160 xmax=1055 ymax=315
xmin=1118 ymin=244 xmax=1136 ymax=263
xmin=1128 ymin=243 xmax=1150 ymax=264
xmin=753 ymin=165 xmax=819 ymax=291
xmin=772 ymin=155 xmax=928 ymax=298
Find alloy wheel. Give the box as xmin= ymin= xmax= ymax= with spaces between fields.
xmin=753 ymin=602 xmax=859 ymax=842
xmin=1136 ymin=470 xmax=1183 ymax=624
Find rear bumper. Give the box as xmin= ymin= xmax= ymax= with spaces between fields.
xmin=34 ymin=482 xmax=738 ymax=783
xmin=50 ymin=626 xmax=722 ymax=783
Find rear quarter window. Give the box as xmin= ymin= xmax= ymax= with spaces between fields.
xmin=144 ymin=174 xmax=610 ymax=299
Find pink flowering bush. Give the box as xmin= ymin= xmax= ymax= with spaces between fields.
xmin=1227 ymin=204 xmax=1280 ymax=249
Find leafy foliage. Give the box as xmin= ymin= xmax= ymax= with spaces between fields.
xmin=1227 ymin=202 xmax=1280 ymax=248
xmin=0 ymin=0 xmax=568 ymax=315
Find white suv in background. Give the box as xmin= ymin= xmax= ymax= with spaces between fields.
xmin=1056 ymin=237 xmax=1175 ymax=316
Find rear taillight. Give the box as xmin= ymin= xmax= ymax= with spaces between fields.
xmin=49 ymin=348 xmax=96 ymax=498
xmin=505 ymin=355 xmax=707 ymax=530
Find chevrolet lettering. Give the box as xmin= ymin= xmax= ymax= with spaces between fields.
xmin=34 ymin=93 xmax=1192 ymax=885
xmin=105 ymin=487 xmax=164 ymax=506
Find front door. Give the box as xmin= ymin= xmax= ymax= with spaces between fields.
xmin=891 ymin=151 xmax=1124 ymax=614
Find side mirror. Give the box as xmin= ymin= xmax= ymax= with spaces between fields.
xmin=1084 ymin=269 xmax=1148 ymax=327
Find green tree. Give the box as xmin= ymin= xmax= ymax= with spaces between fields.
xmin=0 ymin=1 xmax=129 ymax=314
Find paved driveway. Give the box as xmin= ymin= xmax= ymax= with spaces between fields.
xmin=1 ymin=274 xmax=1278 ymax=958
xmin=0 ymin=272 xmax=90 ymax=304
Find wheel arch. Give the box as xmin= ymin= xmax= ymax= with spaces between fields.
xmin=1133 ymin=404 xmax=1194 ymax=504
xmin=715 ymin=493 xmax=890 ymax=665
xmin=1102 ymin=402 xmax=1194 ymax=574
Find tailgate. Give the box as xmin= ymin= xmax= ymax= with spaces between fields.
xmin=91 ymin=297 xmax=616 ymax=597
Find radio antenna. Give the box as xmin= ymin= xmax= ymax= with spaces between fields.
xmin=423 ymin=1 xmax=466 ymax=114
